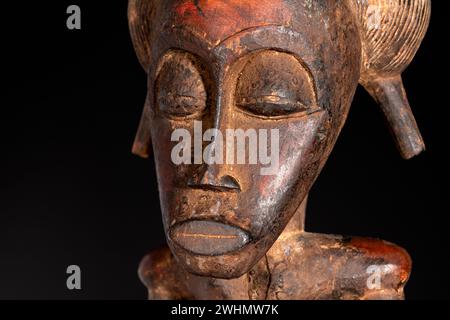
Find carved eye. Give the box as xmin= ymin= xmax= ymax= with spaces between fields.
xmin=236 ymin=51 xmax=319 ymax=118
xmin=156 ymin=52 xmax=207 ymax=118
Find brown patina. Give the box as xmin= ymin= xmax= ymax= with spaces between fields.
xmin=128 ymin=0 xmax=430 ymax=300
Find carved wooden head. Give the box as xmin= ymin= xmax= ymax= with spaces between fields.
xmin=128 ymin=0 xmax=430 ymax=278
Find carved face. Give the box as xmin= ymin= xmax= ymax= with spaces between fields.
xmin=132 ymin=0 xmax=361 ymax=278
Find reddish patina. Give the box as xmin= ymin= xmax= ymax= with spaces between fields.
xmin=128 ymin=0 xmax=430 ymax=300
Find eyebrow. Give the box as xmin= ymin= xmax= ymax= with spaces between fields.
xmin=164 ymin=24 xmax=289 ymax=51
xmin=164 ymin=25 xmax=216 ymax=49
xmin=213 ymin=24 xmax=283 ymax=48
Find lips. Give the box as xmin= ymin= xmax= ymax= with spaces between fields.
xmin=170 ymin=220 xmax=250 ymax=256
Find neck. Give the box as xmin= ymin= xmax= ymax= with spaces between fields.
xmin=240 ymin=197 xmax=308 ymax=300
xmin=279 ymin=195 xmax=307 ymax=237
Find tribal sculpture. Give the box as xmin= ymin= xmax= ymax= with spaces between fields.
xmin=128 ymin=0 xmax=431 ymax=300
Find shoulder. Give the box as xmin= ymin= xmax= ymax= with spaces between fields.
xmin=340 ymin=236 xmax=412 ymax=300
xmin=267 ymin=232 xmax=411 ymax=300
xmin=138 ymin=246 xmax=194 ymax=300
xmin=306 ymin=233 xmax=411 ymax=300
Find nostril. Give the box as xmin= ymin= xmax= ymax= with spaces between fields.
xmin=219 ymin=175 xmax=241 ymax=191
xmin=188 ymin=167 xmax=241 ymax=192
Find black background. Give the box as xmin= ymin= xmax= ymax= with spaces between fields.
xmin=1 ymin=1 xmax=448 ymax=300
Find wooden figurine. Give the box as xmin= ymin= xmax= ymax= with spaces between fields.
xmin=128 ymin=0 xmax=431 ymax=300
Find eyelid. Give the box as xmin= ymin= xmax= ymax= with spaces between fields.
xmin=166 ymin=93 xmax=204 ymax=107
xmin=237 ymin=95 xmax=307 ymax=109
xmin=161 ymin=109 xmax=206 ymax=120
xmin=159 ymin=92 xmax=206 ymax=119
xmin=236 ymin=95 xmax=321 ymax=119
xmin=237 ymin=104 xmax=322 ymax=120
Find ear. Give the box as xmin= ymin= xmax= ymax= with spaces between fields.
xmin=129 ymin=0 xmax=155 ymax=158
xmin=132 ymin=94 xmax=152 ymax=158
xmin=351 ymin=0 xmax=431 ymax=159
xmin=361 ymin=75 xmax=425 ymax=160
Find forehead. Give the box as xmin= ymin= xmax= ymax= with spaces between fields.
xmin=167 ymin=0 xmax=294 ymax=44
xmin=149 ymin=0 xmax=361 ymax=109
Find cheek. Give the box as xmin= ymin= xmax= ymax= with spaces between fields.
xmin=248 ymin=111 xmax=328 ymax=193
xmin=150 ymin=118 xmax=195 ymax=189
xmin=237 ymin=112 xmax=330 ymax=230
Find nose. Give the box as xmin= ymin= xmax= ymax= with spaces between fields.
xmin=186 ymin=82 xmax=241 ymax=192
xmin=188 ymin=165 xmax=241 ymax=192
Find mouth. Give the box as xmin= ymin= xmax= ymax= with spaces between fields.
xmin=170 ymin=220 xmax=251 ymax=256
